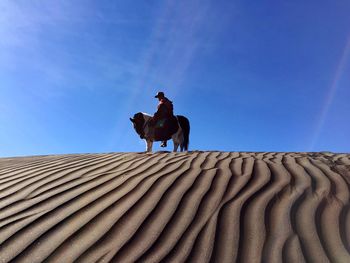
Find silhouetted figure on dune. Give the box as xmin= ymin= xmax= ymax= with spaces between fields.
xmin=150 ymin=91 xmax=175 ymax=147
xmin=130 ymin=92 xmax=190 ymax=152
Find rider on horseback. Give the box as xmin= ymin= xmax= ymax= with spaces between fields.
xmin=152 ymin=91 xmax=174 ymax=147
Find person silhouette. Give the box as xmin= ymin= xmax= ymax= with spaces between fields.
xmin=152 ymin=91 xmax=174 ymax=147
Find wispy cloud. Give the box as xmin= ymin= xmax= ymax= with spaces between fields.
xmin=134 ymin=0 xmax=214 ymax=94
xmin=0 ymin=1 xmax=141 ymax=96
xmin=0 ymin=1 xmax=81 ymax=48
xmin=309 ymin=36 xmax=350 ymax=150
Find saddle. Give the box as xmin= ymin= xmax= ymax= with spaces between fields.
xmin=154 ymin=116 xmax=178 ymax=141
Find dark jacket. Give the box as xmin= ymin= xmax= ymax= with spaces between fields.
xmin=153 ymin=97 xmax=174 ymax=122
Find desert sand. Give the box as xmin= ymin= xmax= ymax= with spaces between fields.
xmin=0 ymin=151 xmax=350 ymax=263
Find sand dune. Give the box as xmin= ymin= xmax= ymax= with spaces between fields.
xmin=0 ymin=151 xmax=350 ymax=262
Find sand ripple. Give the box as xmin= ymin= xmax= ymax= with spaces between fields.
xmin=0 ymin=152 xmax=350 ymax=262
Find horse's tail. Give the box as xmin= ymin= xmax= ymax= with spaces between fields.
xmin=177 ymin=115 xmax=190 ymax=151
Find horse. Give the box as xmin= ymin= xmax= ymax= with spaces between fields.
xmin=130 ymin=112 xmax=190 ymax=152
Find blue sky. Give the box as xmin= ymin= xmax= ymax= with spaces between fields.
xmin=1 ymin=0 xmax=350 ymax=157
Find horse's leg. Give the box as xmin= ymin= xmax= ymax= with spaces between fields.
xmin=173 ymin=140 xmax=179 ymax=152
xmin=172 ymin=133 xmax=180 ymax=152
xmin=172 ymin=125 xmax=184 ymax=152
xmin=146 ymin=140 xmax=153 ymax=152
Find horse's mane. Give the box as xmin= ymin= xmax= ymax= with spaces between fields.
xmin=141 ymin=112 xmax=152 ymax=117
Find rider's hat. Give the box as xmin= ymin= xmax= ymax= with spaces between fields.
xmin=155 ymin=91 xmax=165 ymax=98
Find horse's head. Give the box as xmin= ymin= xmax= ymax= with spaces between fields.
xmin=130 ymin=112 xmax=146 ymax=139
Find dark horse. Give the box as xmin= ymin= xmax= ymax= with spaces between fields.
xmin=130 ymin=112 xmax=190 ymax=152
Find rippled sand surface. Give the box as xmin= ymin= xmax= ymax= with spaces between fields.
xmin=1 ymin=152 xmax=350 ymax=262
